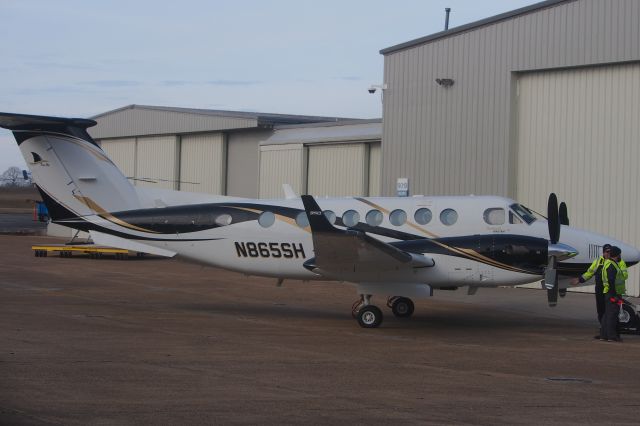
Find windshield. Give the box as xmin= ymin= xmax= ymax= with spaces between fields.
xmin=509 ymin=203 xmax=537 ymax=225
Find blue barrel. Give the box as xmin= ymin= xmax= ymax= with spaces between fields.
xmin=36 ymin=202 xmax=49 ymax=222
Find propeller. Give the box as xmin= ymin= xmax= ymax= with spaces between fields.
xmin=544 ymin=193 xmax=578 ymax=307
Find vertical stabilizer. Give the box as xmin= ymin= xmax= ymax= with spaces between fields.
xmin=0 ymin=112 xmax=141 ymax=221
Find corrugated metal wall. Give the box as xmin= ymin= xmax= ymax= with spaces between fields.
xmin=227 ymin=130 xmax=267 ymax=198
xmin=307 ymin=144 xmax=368 ymax=196
xmin=100 ymin=138 xmax=136 ymax=179
xmin=179 ymin=133 xmax=226 ymax=194
xmin=259 ymin=144 xmax=307 ymax=198
xmin=381 ymin=0 xmax=640 ymax=197
xmin=369 ymin=142 xmax=381 ymax=196
xmin=135 ymin=136 xmax=179 ymax=189
xmin=516 ymin=63 xmax=640 ymax=296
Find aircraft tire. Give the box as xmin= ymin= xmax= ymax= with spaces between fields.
xmin=357 ymin=306 xmax=383 ymax=328
xmin=391 ymin=297 xmax=415 ymax=318
xmin=619 ymin=303 xmax=639 ymax=334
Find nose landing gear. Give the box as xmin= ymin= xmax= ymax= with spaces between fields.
xmin=619 ymin=299 xmax=639 ymax=334
xmin=352 ymin=294 xmax=384 ymax=328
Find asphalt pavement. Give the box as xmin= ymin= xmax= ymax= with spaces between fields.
xmin=0 ymin=213 xmax=47 ymax=235
xmin=2 ymin=235 xmax=640 ymax=425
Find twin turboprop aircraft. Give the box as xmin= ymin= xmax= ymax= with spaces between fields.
xmin=2 ymin=111 xmax=639 ymax=328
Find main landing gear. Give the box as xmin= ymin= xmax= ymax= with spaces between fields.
xmin=351 ymin=295 xmax=415 ymax=328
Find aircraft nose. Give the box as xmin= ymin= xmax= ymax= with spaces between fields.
xmin=621 ymin=243 xmax=640 ymax=264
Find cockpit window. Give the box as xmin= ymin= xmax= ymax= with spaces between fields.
xmin=509 ymin=203 xmax=537 ymax=225
xmin=509 ymin=211 xmax=523 ymax=224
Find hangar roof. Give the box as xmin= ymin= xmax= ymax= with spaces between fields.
xmin=89 ymin=104 xmax=354 ymax=139
xmin=380 ymin=0 xmax=570 ymax=55
xmin=261 ymin=119 xmax=382 ymax=146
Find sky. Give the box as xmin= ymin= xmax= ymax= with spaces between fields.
xmin=0 ymin=0 xmax=540 ymax=173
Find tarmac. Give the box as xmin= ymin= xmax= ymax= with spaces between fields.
xmin=0 ymin=214 xmax=46 ymax=236
xmin=2 ymin=234 xmax=640 ymax=425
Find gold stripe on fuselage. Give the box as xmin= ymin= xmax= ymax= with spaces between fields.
xmin=354 ymin=197 xmax=535 ymax=274
xmin=74 ymin=195 xmax=160 ymax=234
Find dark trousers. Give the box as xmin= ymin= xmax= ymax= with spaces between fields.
xmin=595 ymin=284 xmax=605 ymax=323
xmin=601 ymin=299 xmax=619 ymax=340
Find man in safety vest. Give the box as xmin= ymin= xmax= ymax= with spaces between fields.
xmin=573 ymin=243 xmax=612 ymax=326
xmin=600 ymin=246 xmax=627 ymax=342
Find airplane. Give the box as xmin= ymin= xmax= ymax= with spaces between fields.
xmin=2 ymin=111 xmax=639 ymax=328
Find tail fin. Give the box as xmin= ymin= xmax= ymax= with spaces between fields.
xmin=0 ymin=112 xmax=141 ymax=222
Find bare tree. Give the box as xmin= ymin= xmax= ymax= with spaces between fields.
xmin=0 ymin=166 xmax=26 ymax=187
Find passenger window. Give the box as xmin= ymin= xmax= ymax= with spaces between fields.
xmin=389 ymin=209 xmax=407 ymax=226
xmin=295 ymin=211 xmax=309 ymax=228
xmin=342 ymin=210 xmax=360 ymax=227
xmin=440 ymin=208 xmax=458 ymax=226
xmin=258 ymin=211 xmax=275 ymax=228
xmin=323 ymin=210 xmax=336 ymax=224
xmin=366 ymin=209 xmax=383 ymax=226
xmin=414 ymin=208 xmax=432 ymax=225
xmin=483 ymin=208 xmax=505 ymax=225
xmin=214 ymin=214 xmax=232 ymax=226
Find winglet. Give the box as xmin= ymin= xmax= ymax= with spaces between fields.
xmin=301 ymin=195 xmax=340 ymax=233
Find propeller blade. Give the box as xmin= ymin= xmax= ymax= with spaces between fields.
xmin=559 ymin=202 xmax=569 ymax=226
xmin=547 ymin=193 xmax=560 ymax=244
xmin=547 ymin=285 xmax=558 ymax=307
xmin=544 ymin=257 xmax=558 ymax=307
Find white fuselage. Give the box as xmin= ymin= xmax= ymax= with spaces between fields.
xmin=82 ymin=194 xmax=640 ymax=288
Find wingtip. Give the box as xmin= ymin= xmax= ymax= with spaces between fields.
xmin=301 ymin=195 xmax=339 ymax=233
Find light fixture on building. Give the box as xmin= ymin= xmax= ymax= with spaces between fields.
xmin=435 ymin=78 xmax=454 ymax=88
xmin=367 ymin=83 xmax=388 ymax=94
xmin=368 ymin=83 xmax=388 ymax=103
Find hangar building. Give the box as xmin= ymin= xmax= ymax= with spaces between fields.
xmin=89 ymin=105 xmax=360 ymax=199
xmin=379 ymin=0 xmax=640 ymax=295
xmin=259 ymin=120 xmax=381 ymax=198
xmin=90 ymin=105 xmax=382 ymax=200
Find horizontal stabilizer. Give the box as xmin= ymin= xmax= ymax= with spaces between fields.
xmin=0 ymin=112 xmax=96 ymax=131
xmin=90 ymin=231 xmax=177 ymax=257
xmin=0 ymin=111 xmax=100 ymax=148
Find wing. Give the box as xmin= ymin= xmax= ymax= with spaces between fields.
xmin=301 ymin=195 xmax=434 ymax=278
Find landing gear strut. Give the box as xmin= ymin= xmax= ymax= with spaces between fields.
xmin=352 ymin=294 xmax=384 ymax=328
xmin=387 ymin=296 xmax=415 ymax=318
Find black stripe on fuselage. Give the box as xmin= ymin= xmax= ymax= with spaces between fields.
xmin=36 ymin=185 xmax=222 ymax=242
xmin=105 ymin=202 xmax=306 ymax=234
xmin=392 ymin=234 xmax=548 ymax=275
xmin=52 ymin=216 xmax=223 ymax=242
xmin=36 ymin=185 xmax=78 ymax=221
xmin=39 ymin=197 xmax=594 ymax=275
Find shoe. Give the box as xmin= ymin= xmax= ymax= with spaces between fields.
xmin=593 ymin=335 xmax=602 ymax=340
xmin=607 ymin=338 xmax=623 ymax=343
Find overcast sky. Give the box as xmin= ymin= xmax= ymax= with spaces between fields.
xmin=0 ymin=0 xmax=539 ymax=172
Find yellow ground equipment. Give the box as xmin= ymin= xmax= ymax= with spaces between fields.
xmin=32 ymin=244 xmax=141 ymax=259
